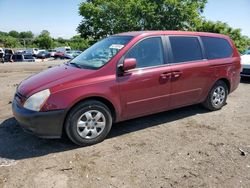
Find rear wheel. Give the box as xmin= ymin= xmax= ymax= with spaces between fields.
xmin=65 ymin=100 xmax=112 ymax=146
xmin=203 ymin=80 xmax=228 ymax=111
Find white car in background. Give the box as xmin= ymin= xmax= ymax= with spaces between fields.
xmin=0 ymin=48 xmax=5 ymax=54
xmin=25 ymin=48 xmax=39 ymax=55
xmin=0 ymin=48 xmax=4 ymax=63
xmin=241 ymin=50 xmax=250 ymax=77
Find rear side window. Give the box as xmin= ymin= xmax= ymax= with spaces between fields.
xmin=169 ymin=36 xmax=203 ymax=63
xmin=201 ymin=36 xmax=233 ymax=59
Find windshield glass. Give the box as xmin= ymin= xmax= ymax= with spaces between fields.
xmin=69 ymin=36 xmax=133 ymax=69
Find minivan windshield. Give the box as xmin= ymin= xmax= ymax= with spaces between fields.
xmin=69 ymin=36 xmax=133 ymax=69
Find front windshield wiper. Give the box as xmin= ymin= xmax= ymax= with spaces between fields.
xmin=69 ymin=62 xmax=83 ymax=69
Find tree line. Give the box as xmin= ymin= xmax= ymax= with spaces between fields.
xmin=1 ymin=0 xmax=250 ymax=53
xmin=0 ymin=30 xmax=90 ymax=50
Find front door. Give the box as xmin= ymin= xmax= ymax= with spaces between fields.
xmin=117 ymin=37 xmax=172 ymax=120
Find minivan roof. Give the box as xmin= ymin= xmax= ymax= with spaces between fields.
xmin=115 ymin=30 xmax=229 ymax=39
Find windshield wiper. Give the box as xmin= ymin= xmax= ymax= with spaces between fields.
xmin=69 ymin=62 xmax=83 ymax=68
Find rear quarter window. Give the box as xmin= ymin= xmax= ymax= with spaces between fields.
xmin=201 ymin=36 xmax=233 ymax=60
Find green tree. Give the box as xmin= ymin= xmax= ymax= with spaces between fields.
xmin=0 ymin=35 xmax=20 ymax=48
xmin=57 ymin=37 xmax=67 ymax=43
xmin=8 ymin=30 xmax=19 ymax=38
xmin=35 ymin=31 xmax=53 ymax=49
xmin=78 ymin=0 xmax=207 ymax=39
xmin=197 ymin=20 xmax=250 ymax=53
xmin=40 ymin=30 xmax=50 ymax=37
xmin=0 ymin=31 xmax=8 ymax=36
xmin=19 ymin=31 xmax=34 ymax=39
xmin=69 ymin=35 xmax=90 ymax=50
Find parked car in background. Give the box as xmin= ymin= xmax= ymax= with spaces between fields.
xmin=16 ymin=50 xmax=25 ymax=54
xmin=4 ymin=49 xmax=14 ymax=55
xmin=55 ymin=46 xmax=71 ymax=53
xmin=37 ymin=49 xmax=46 ymax=53
xmin=35 ymin=51 xmax=51 ymax=59
xmin=25 ymin=48 xmax=39 ymax=56
xmin=0 ymin=48 xmax=5 ymax=54
xmin=241 ymin=50 xmax=250 ymax=77
xmin=12 ymin=31 xmax=241 ymax=146
xmin=54 ymin=51 xmax=65 ymax=59
xmin=4 ymin=49 xmax=14 ymax=62
xmin=23 ymin=54 xmax=36 ymax=62
xmin=64 ymin=50 xmax=82 ymax=59
xmin=48 ymin=49 xmax=57 ymax=57
xmin=7 ymin=53 xmax=35 ymax=62
xmin=0 ymin=48 xmax=4 ymax=63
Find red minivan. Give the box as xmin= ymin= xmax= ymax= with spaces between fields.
xmin=12 ymin=31 xmax=241 ymax=146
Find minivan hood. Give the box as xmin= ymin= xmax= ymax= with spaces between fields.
xmin=18 ymin=64 xmax=93 ymax=97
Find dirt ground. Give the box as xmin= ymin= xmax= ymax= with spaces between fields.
xmin=0 ymin=61 xmax=249 ymax=188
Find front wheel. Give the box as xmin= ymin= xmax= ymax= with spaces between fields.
xmin=202 ymin=81 xmax=228 ymax=111
xmin=65 ymin=100 xmax=112 ymax=146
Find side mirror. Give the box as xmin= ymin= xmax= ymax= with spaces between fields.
xmin=123 ymin=58 xmax=137 ymax=72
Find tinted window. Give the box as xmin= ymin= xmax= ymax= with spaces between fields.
xmin=125 ymin=37 xmax=164 ymax=68
xmin=201 ymin=36 xmax=233 ymax=59
xmin=169 ymin=36 xmax=203 ymax=63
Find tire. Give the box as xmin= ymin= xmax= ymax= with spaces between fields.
xmin=65 ymin=100 xmax=112 ymax=146
xmin=202 ymin=80 xmax=228 ymax=111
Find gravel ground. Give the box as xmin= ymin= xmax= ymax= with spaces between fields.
xmin=0 ymin=61 xmax=249 ymax=188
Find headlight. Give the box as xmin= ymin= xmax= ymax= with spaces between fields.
xmin=23 ymin=89 xmax=50 ymax=111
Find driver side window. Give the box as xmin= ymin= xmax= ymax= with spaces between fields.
xmin=125 ymin=37 xmax=164 ymax=68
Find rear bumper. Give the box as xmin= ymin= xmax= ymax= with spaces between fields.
xmin=240 ymin=64 xmax=250 ymax=77
xmin=12 ymin=99 xmax=66 ymax=138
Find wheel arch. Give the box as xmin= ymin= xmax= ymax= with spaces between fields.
xmin=203 ymin=77 xmax=231 ymax=103
xmin=64 ymin=96 xmax=117 ymax=124
xmin=217 ymin=78 xmax=231 ymax=92
xmin=61 ymin=96 xmax=117 ymax=138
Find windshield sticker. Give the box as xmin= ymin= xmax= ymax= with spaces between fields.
xmin=109 ymin=44 xmax=124 ymax=49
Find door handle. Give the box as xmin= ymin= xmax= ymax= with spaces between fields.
xmin=172 ymin=71 xmax=182 ymax=78
xmin=160 ymin=72 xmax=172 ymax=79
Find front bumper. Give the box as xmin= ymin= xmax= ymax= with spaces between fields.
xmin=12 ymin=99 xmax=66 ymax=138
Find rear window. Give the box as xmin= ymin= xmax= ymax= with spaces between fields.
xmin=169 ymin=36 xmax=203 ymax=63
xmin=201 ymin=36 xmax=233 ymax=60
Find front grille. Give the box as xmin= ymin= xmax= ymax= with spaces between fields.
xmin=242 ymin=69 xmax=250 ymax=75
xmin=15 ymin=92 xmax=26 ymax=105
xmin=16 ymin=92 xmax=23 ymax=99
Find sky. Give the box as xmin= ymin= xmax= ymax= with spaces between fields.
xmin=0 ymin=0 xmax=249 ymax=38
xmin=202 ymin=0 xmax=250 ymax=37
xmin=0 ymin=0 xmax=82 ymax=38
